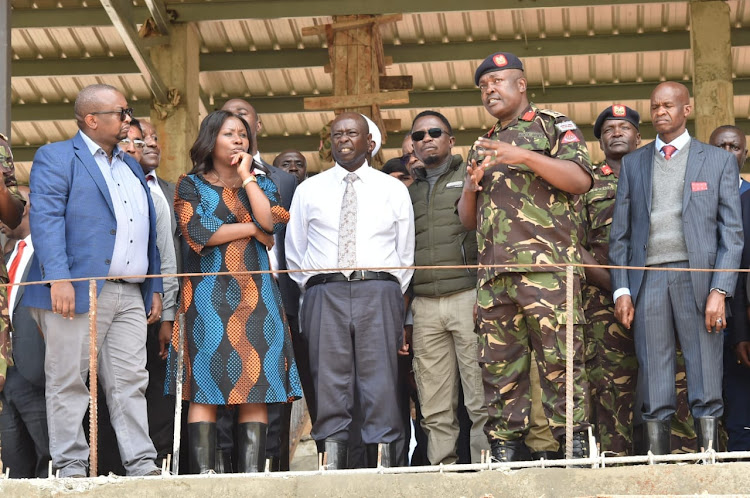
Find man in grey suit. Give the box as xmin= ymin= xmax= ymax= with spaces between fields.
xmin=221 ymin=98 xmax=300 ymax=471
xmin=609 ymin=82 xmax=744 ymax=455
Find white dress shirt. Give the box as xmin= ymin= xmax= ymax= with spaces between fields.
xmin=79 ymin=131 xmax=149 ymax=281
xmin=613 ymin=130 xmax=692 ymax=302
xmin=286 ymin=162 xmax=415 ymax=293
xmin=7 ymin=235 xmax=33 ymax=325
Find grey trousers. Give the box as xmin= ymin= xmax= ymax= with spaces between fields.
xmin=301 ymin=279 xmax=404 ymax=445
xmin=634 ymin=262 xmax=724 ymax=422
xmin=30 ymin=281 xmax=157 ymax=477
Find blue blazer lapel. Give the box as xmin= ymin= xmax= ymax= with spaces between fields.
xmin=72 ymin=133 xmax=115 ymax=214
xmin=641 ymin=142 xmax=656 ymax=214
xmin=682 ymin=139 xmax=705 ymax=213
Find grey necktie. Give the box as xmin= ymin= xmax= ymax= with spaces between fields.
xmin=338 ymin=172 xmax=358 ymax=277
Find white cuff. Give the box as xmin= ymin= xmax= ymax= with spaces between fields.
xmin=613 ymin=287 xmax=631 ymax=302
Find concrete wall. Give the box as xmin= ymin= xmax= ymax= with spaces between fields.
xmin=2 ymin=462 xmax=750 ymax=497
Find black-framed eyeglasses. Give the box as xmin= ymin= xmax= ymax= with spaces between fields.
xmin=89 ymin=107 xmax=134 ymax=122
xmin=119 ymin=138 xmax=146 ymax=149
xmin=411 ymin=128 xmax=448 ymax=142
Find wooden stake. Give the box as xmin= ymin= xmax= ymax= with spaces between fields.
xmin=565 ymin=266 xmax=574 ymax=461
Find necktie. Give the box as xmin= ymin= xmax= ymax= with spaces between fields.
xmin=661 ymin=145 xmax=677 ymax=160
xmin=7 ymin=240 xmax=26 ymax=285
xmin=338 ymin=172 xmax=358 ymax=277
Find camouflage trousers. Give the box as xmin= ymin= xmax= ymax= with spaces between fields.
xmin=584 ymin=305 xmax=637 ymax=456
xmin=477 ymin=272 xmax=588 ymax=441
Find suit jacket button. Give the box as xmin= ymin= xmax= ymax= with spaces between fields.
xmin=110 ymin=229 xmax=116 ymax=235
xmin=105 ymin=259 xmax=111 ymax=265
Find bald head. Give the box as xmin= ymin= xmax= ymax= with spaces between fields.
xmin=74 ymin=84 xmax=121 ymax=123
xmin=650 ymin=81 xmax=692 ymax=143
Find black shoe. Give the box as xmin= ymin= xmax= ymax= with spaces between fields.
xmin=322 ymin=439 xmax=348 ymax=470
xmin=188 ymin=422 xmax=217 ymax=474
xmin=695 ymin=417 xmax=719 ymax=452
xmin=490 ymin=439 xmax=530 ymax=462
xmin=237 ymin=422 xmax=267 ymax=473
xmin=643 ymin=420 xmax=671 ymax=455
xmin=531 ymin=450 xmax=562 ymax=460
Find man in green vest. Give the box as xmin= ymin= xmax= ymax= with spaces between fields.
xmin=407 ymin=110 xmax=489 ymax=464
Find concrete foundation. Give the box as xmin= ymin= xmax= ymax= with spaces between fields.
xmin=2 ymin=462 xmax=750 ymax=497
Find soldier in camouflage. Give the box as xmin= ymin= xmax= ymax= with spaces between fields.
xmin=457 ymin=52 xmax=593 ymax=461
xmin=0 ymin=132 xmax=29 ymax=414
xmin=582 ymin=105 xmax=641 ymax=456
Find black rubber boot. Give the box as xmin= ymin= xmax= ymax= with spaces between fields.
xmin=366 ymin=443 xmax=400 ymax=468
xmin=237 ymin=422 xmax=267 ymax=473
xmin=531 ymin=450 xmax=562 ymax=460
xmin=643 ymin=420 xmax=671 ymax=455
xmin=215 ymin=449 xmax=233 ymax=473
xmin=695 ymin=417 xmax=719 ymax=452
xmin=489 ymin=439 xmax=530 ymax=462
xmin=188 ymin=422 xmax=216 ymax=474
xmin=322 ymin=439 xmax=348 ymax=470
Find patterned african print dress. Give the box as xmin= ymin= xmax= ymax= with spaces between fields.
xmin=164 ymin=173 xmax=302 ymax=405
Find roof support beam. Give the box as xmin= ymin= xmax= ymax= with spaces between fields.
xmin=13 ymin=28 xmax=750 ymax=79
xmin=15 ymin=79 xmax=750 ymax=121
xmin=1 ymin=1 xmax=10 ymax=137
xmin=13 ymin=120 xmax=750 ymax=163
xmin=99 ymin=0 xmax=172 ymax=105
xmin=12 ymin=1 xmax=688 ymax=28
xmin=143 ymin=0 xmax=172 ymax=36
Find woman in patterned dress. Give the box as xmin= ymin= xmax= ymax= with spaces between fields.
xmin=164 ymin=110 xmax=301 ymax=473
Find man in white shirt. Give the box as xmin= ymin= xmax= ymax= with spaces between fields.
xmin=286 ymin=112 xmax=415 ymax=469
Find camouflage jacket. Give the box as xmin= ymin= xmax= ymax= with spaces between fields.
xmin=468 ymin=103 xmax=593 ymax=287
xmin=579 ymin=161 xmax=619 ymax=309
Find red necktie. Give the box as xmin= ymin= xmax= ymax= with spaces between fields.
xmin=146 ymin=174 xmax=155 ymax=182
xmin=7 ymin=240 xmax=26 ymax=285
xmin=661 ymin=145 xmax=677 ymax=160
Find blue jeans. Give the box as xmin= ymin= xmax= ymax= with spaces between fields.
xmin=0 ymin=366 xmax=50 ymax=477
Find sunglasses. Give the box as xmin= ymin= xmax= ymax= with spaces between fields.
xmin=89 ymin=107 xmax=134 ymax=122
xmin=411 ymin=128 xmax=448 ymax=142
xmin=399 ymin=152 xmax=416 ymax=167
xmin=119 ymin=138 xmax=146 ymax=149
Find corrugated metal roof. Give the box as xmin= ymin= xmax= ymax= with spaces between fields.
xmin=8 ymin=0 xmax=750 ymax=177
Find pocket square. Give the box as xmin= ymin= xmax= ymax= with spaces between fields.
xmin=691 ymin=181 xmax=708 ymax=192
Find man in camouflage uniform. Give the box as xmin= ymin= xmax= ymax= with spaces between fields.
xmin=457 ymin=52 xmax=593 ymax=461
xmin=582 ymin=105 xmax=641 ymax=456
xmin=0 ymin=133 xmax=31 ymax=472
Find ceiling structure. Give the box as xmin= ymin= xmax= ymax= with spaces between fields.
xmin=8 ymin=0 xmax=750 ymax=180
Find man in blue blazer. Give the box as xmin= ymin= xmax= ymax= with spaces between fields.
xmin=24 ymin=84 xmax=163 ymax=477
xmin=609 ymin=82 xmax=743 ymax=456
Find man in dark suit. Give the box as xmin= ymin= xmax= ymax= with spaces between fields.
xmin=609 ymin=82 xmax=744 ymax=456
xmin=24 ymin=83 xmax=163 ymax=477
xmin=0 ymin=186 xmax=50 ymax=478
xmin=221 ymin=98 xmax=301 ymax=471
xmin=708 ymin=125 xmax=750 ymax=451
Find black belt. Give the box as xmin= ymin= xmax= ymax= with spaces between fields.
xmin=109 ymin=278 xmax=137 ymax=284
xmin=305 ymin=271 xmax=399 ymax=289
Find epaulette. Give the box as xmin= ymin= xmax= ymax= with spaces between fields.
xmin=537 ymin=108 xmax=567 ymax=120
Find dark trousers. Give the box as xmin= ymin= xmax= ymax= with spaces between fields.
xmin=0 ymin=366 xmax=50 ymax=478
xmin=145 ymin=321 xmax=175 ymax=461
xmin=635 ymin=263 xmax=724 ymax=421
xmin=302 ymin=280 xmax=404 ymax=445
xmin=723 ymin=337 xmax=750 ymax=450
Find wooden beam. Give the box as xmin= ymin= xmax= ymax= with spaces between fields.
xmin=383 ymin=119 xmax=403 ymax=132
xmin=11 ymin=1 xmax=690 ymax=28
xmin=301 ymin=13 xmax=402 ymax=37
xmin=304 ymin=90 xmax=409 ymax=111
xmin=99 ymin=0 xmax=172 ymax=105
xmin=142 ymin=0 xmax=172 ymax=36
xmin=378 ymin=76 xmax=413 ymax=91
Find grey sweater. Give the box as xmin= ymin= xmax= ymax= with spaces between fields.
xmin=646 ymin=142 xmax=690 ymax=265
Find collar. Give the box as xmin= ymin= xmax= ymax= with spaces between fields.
xmin=655 ymin=129 xmax=691 ymax=153
xmin=412 ymin=154 xmax=463 ymax=181
xmin=14 ymin=234 xmax=33 ymax=253
xmin=253 ymin=151 xmax=262 ymax=164
xmin=333 ymin=162 xmax=371 ymax=183
xmin=78 ymin=131 xmax=125 ymax=161
xmin=489 ymin=103 xmax=537 ymax=135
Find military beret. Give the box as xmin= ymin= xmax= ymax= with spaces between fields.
xmin=474 ymin=52 xmax=524 ymax=86
xmin=593 ymin=105 xmax=640 ymax=139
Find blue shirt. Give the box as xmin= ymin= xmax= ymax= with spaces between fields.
xmin=79 ymin=131 xmax=149 ymax=282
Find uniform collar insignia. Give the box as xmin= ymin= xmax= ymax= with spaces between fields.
xmin=601 ymin=164 xmax=613 ymax=176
